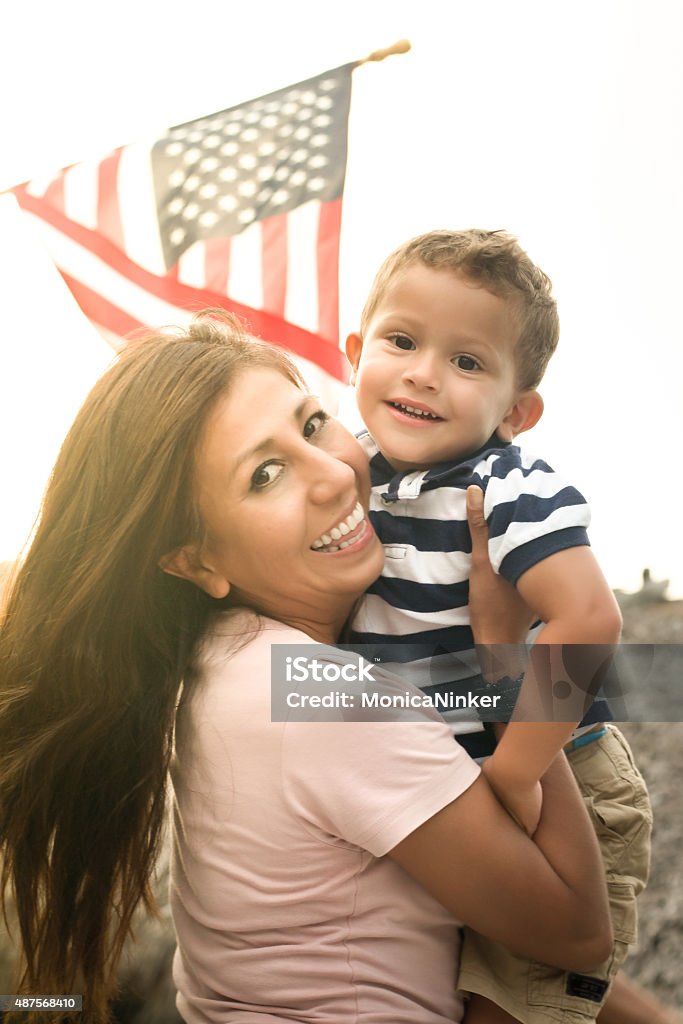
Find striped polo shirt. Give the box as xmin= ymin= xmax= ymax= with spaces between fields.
xmin=350 ymin=431 xmax=607 ymax=758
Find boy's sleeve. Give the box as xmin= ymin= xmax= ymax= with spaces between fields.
xmin=479 ymin=449 xmax=590 ymax=584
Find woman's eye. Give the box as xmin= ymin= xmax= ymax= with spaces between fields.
xmin=250 ymin=462 xmax=282 ymax=489
xmin=455 ymin=355 xmax=480 ymax=371
xmin=303 ymin=410 xmax=329 ymax=438
xmin=390 ymin=334 xmax=415 ymax=351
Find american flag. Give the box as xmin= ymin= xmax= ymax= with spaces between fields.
xmin=11 ymin=63 xmax=354 ymax=401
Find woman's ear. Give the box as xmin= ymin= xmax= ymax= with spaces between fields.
xmin=159 ymin=545 xmax=231 ymax=599
xmin=345 ymin=333 xmax=363 ymax=385
xmin=496 ymin=391 xmax=544 ymax=443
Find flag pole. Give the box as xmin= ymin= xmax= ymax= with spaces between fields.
xmin=357 ymin=40 xmax=411 ymax=66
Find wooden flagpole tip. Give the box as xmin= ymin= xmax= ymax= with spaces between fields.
xmin=359 ymin=39 xmax=412 ymax=65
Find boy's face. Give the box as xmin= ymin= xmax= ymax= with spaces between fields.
xmin=347 ymin=264 xmax=536 ymax=472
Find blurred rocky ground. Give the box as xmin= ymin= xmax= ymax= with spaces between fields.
xmin=0 ymin=573 xmax=681 ymax=1020
xmin=616 ymin=594 xmax=683 ymax=1011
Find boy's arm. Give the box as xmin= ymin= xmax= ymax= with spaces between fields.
xmin=483 ymin=546 xmax=622 ymax=833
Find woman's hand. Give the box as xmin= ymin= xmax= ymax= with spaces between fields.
xmin=466 ymin=485 xmax=534 ymax=646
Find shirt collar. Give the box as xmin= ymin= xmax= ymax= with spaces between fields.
xmin=361 ymin=431 xmax=512 ymax=503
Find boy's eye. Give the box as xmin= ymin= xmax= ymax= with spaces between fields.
xmin=454 ymin=355 xmax=480 ymax=371
xmin=251 ymin=462 xmax=282 ymax=489
xmin=389 ymin=334 xmax=415 ymax=351
xmin=303 ymin=410 xmax=329 ymax=438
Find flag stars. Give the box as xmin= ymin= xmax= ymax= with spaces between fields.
xmin=199 ymin=210 xmax=220 ymax=228
xmin=152 ymin=64 xmax=349 ymax=269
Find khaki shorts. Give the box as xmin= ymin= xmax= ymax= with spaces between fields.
xmin=458 ymin=725 xmax=653 ymax=1023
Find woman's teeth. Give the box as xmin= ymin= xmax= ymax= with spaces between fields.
xmin=311 ymin=502 xmax=365 ymax=551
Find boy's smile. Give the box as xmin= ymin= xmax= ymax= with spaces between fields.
xmin=347 ymin=263 xmax=537 ymax=473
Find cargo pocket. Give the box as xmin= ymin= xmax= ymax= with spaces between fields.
xmin=527 ymin=882 xmax=636 ymax=1018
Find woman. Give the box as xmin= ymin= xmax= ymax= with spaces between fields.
xmin=0 ymin=312 xmax=610 ymax=1023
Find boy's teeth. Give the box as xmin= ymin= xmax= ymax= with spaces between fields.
xmin=311 ymin=501 xmax=365 ymax=551
xmin=393 ymin=401 xmax=439 ymax=419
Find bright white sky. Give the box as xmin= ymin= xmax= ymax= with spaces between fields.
xmin=2 ymin=0 xmax=682 ymax=596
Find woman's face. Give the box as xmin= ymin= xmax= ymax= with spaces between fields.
xmin=190 ymin=366 xmax=385 ymax=638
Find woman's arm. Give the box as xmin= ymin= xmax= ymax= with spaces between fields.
xmin=387 ymin=485 xmax=612 ymax=972
xmin=388 ymin=750 xmax=612 ymax=971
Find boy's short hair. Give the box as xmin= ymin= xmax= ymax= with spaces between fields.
xmin=360 ymin=229 xmax=559 ymax=391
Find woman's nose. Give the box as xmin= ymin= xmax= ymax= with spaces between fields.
xmin=307 ymin=445 xmax=357 ymax=506
xmin=402 ymin=351 xmax=440 ymax=391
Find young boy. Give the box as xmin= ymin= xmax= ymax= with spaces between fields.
xmin=345 ymin=230 xmax=652 ymax=1024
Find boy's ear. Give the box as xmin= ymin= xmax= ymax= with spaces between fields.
xmin=345 ymin=332 xmax=363 ymax=385
xmin=496 ymin=391 xmax=544 ymax=443
xmin=158 ymin=544 xmax=231 ymax=599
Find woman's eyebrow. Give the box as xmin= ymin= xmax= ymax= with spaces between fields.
xmin=233 ymin=396 xmax=313 ymax=469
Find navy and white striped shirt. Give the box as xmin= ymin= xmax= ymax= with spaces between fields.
xmin=350 ymin=431 xmax=606 ymax=757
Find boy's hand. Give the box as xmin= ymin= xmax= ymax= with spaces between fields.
xmin=482 ymin=757 xmax=543 ymax=837
xmin=466 ymin=486 xmax=534 ymax=645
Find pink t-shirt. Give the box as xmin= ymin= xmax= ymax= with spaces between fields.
xmin=171 ymin=615 xmax=480 ymax=1023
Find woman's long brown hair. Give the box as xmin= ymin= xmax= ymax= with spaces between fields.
xmin=0 ymin=311 xmax=304 ymax=1022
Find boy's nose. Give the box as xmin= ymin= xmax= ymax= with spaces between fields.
xmin=401 ymin=352 xmax=440 ymax=391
